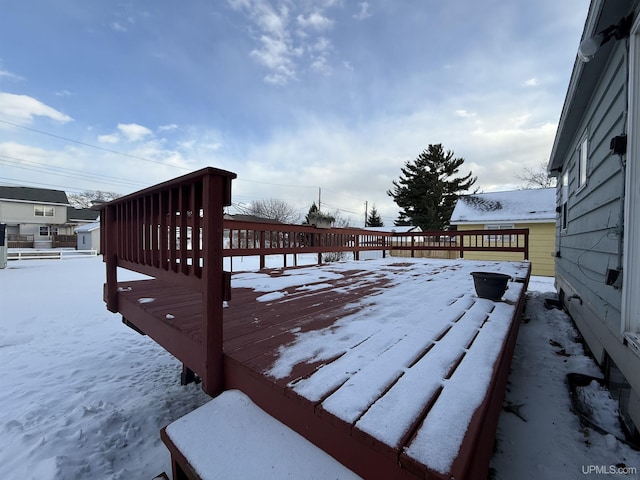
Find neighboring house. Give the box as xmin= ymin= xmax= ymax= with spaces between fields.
xmin=224 ymin=214 xmax=281 ymax=224
xmin=450 ymin=189 xmax=556 ymax=276
xmin=75 ymin=221 xmax=101 ymax=251
xmin=0 ymin=186 xmax=98 ymax=248
xmin=548 ymin=0 xmax=640 ymax=438
xmin=67 ymin=206 xmax=100 ymax=228
xmin=364 ymin=226 xmax=422 ymax=234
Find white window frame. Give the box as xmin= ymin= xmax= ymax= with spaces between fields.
xmin=484 ymin=223 xmax=515 ymax=243
xmin=577 ymin=135 xmax=588 ymax=190
xmin=622 ymin=14 xmax=640 ymax=336
xmin=34 ymin=205 xmax=55 ymax=217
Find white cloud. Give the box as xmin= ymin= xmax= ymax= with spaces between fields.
xmin=297 ymin=12 xmax=333 ymax=30
xmin=230 ymin=0 xmax=340 ymax=84
xmin=55 ymin=89 xmax=72 ymax=97
xmin=0 ymin=60 xmax=23 ymax=81
xmin=158 ymin=124 xmax=178 ymax=132
xmin=310 ymin=56 xmax=331 ymax=75
xmin=98 ymin=133 xmax=120 ymax=144
xmin=111 ymin=22 xmax=127 ymax=32
xmin=251 ymin=34 xmax=297 ymax=82
xmin=353 ymin=2 xmax=371 ymax=20
xmin=523 ymin=77 xmax=539 ymax=87
xmin=313 ymin=36 xmax=332 ymax=53
xmin=0 ymin=70 xmax=22 ymax=82
xmin=0 ymin=92 xmax=72 ymax=125
xmin=455 ymin=109 xmax=476 ymax=118
xmin=117 ymin=123 xmax=153 ymax=142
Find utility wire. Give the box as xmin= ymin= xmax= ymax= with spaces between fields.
xmin=0 ymin=118 xmax=192 ymax=171
xmin=0 ymin=155 xmax=145 ymax=189
xmin=0 ymin=176 xmax=109 ymax=193
xmin=1 ymin=118 xmax=396 ymax=217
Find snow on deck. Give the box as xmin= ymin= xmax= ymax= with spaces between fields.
xmin=229 ymin=257 xmax=530 ymax=476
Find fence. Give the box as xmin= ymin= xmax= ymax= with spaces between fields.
xmin=221 ymin=223 xmax=529 ymax=266
xmin=7 ymin=234 xmax=78 ymax=248
xmin=8 ymin=234 xmax=34 ymax=249
xmin=8 ymin=249 xmax=98 ymax=260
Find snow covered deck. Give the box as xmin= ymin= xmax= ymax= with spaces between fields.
xmin=113 ymin=257 xmax=530 ymax=480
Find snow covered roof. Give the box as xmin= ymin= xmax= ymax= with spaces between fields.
xmin=364 ymin=226 xmax=422 ymax=233
xmin=450 ymin=188 xmax=556 ymax=224
xmin=75 ymin=221 xmax=100 ymax=233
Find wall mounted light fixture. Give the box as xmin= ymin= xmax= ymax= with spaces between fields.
xmin=578 ymin=14 xmax=634 ymax=62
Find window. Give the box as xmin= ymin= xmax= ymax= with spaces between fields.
xmin=577 ymin=136 xmax=588 ymax=188
xmin=561 ymin=172 xmax=569 ymax=231
xmin=484 ymin=224 xmax=515 ymax=243
xmin=38 ymin=226 xmax=58 ymax=237
xmin=34 ymin=205 xmax=55 ymax=217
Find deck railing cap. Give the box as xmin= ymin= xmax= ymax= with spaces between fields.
xmin=94 ymin=167 xmax=237 ymax=210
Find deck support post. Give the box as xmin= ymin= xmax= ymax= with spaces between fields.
xmin=201 ymin=173 xmax=232 ymax=396
xmin=104 ymin=205 xmax=119 ymax=313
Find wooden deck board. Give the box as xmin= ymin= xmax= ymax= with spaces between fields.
xmin=113 ymin=258 xmax=531 ymax=480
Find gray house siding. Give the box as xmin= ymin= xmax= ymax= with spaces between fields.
xmin=550 ymin=0 xmax=640 ymax=437
xmin=555 ymin=41 xmax=627 ymax=338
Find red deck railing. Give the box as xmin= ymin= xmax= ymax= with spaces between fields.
xmin=98 ymin=167 xmax=528 ymax=395
xmin=389 ymin=229 xmax=529 ymax=259
xmin=99 ymin=167 xmax=236 ymax=394
xmin=222 ymin=222 xmax=529 ymax=265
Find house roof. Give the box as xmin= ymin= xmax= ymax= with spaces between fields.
xmin=364 ymin=226 xmax=422 ymax=233
xmin=75 ymin=221 xmax=100 ymax=233
xmin=0 ymin=186 xmax=69 ymax=205
xmin=548 ymin=0 xmax=639 ymax=173
xmin=67 ymin=207 xmax=100 ymax=222
xmin=450 ymin=189 xmax=556 ymax=224
xmin=224 ymin=214 xmax=282 ymax=224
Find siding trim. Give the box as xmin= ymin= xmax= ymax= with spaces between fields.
xmin=622 ymin=14 xmax=640 ymax=334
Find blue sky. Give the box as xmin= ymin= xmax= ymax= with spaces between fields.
xmin=0 ymin=0 xmax=589 ymax=226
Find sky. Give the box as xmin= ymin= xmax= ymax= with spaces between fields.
xmin=0 ymin=0 xmax=590 ymax=226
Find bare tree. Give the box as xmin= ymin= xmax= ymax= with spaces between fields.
xmin=516 ymin=162 xmax=557 ymax=189
xmin=329 ymin=209 xmax=351 ymax=228
xmin=68 ymin=190 xmax=121 ymax=208
xmin=244 ymin=198 xmax=301 ymax=224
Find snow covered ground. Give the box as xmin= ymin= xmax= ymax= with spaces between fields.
xmin=0 ymin=256 xmax=638 ymax=479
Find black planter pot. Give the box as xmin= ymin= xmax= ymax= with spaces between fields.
xmin=470 ymin=272 xmax=511 ymax=301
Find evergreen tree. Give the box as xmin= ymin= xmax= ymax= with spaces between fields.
xmin=366 ymin=205 xmax=384 ymax=227
xmin=387 ymin=144 xmax=476 ymax=230
xmin=304 ymin=202 xmax=319 ymax=224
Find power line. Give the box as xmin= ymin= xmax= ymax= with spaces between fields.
xmin=1 ymin=118 xmax=399 ymax=218
xmin=0 ymin=118 xmax=193 ymax=171
xmin=0 ymin=155 xmax=145 ymax=189
xmin=0 ymin=176 xmax=110 ymax=193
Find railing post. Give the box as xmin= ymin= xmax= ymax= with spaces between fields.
xmin=104 ymin=204 xmax=119 ymax=313
xmin=524 ymin=229 xmax=529 ymax=260
xmin=260 ymin=229 xmax=266 ymax=270
xmin=201 ymin=171 xmax=234 ymax=396
xmin=459 ymin=232 xmax=464 ymax=259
